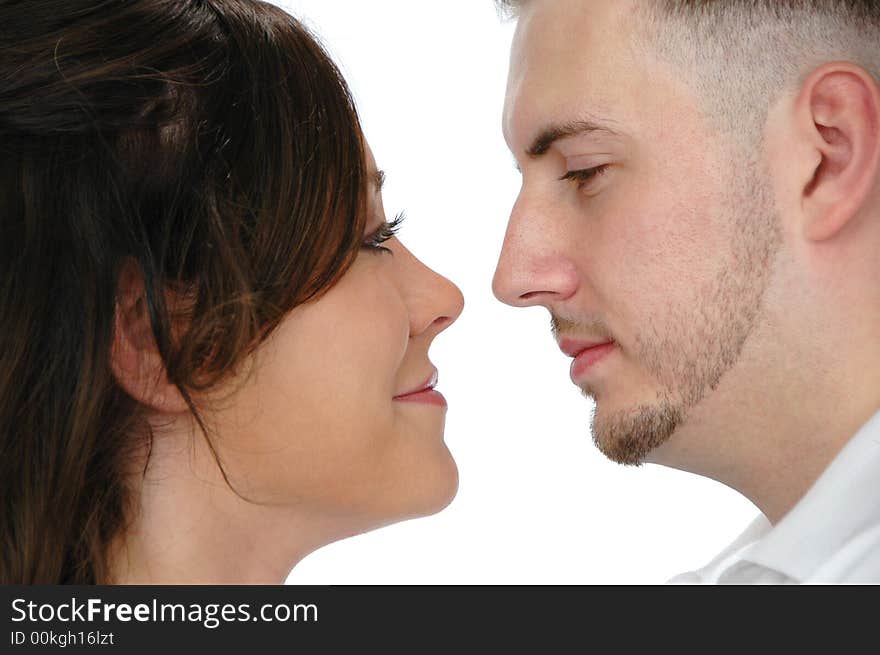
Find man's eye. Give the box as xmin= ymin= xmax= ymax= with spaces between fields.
xmin=560 ymin=164 xmax=609 ymax=189
xmin=361 ymin=211 xmax=406 ymax=254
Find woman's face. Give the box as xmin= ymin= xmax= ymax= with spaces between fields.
xmin=203 ymin=145 xmax=464 ymax=528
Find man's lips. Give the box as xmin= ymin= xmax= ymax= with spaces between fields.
xmin=558 ymin=338 xmax=615 ymax=358
xmin=558 ymin=338 xmax=617 ymax=382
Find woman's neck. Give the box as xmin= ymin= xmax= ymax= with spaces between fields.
xmin=106 ymin=420 xmax=341 ymax=585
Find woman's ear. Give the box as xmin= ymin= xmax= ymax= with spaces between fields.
xmin=110 ymin=258 xmax=189 ymax=413
xmin=795 ymin=62 xmax=880 ymax=242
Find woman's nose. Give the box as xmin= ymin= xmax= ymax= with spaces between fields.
xmin=398 ymin=245 xmax=465 ymax=339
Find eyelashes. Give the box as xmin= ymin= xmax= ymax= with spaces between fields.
xmin=361 ymin=210 xmax=406 ymax=255
xmin=560 ymin=164 xmax=609 ymax=190
xmin=360 ymin=165 xmax=604 ymax=256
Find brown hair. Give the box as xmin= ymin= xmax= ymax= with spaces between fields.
xmin=0 ymin=0 xmax=368 ymax=583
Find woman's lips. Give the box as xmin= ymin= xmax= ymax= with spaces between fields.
xmin=393 ymin=370 xmax=447 ymax=407
xmin=393 ymin=388 xmax=447 ymax=407
xmin=566 ymin=341 xmax=616 ymax=382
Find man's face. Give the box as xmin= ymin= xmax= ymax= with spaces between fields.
xmin=494 ymin=0 xmax=781 ymax=465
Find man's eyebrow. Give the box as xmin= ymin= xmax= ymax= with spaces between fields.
xmin=526 ymin=119 xmax=620 ymax=158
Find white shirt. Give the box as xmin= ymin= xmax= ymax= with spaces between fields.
xmin=669 ymin=408 xmax=880 ymax=584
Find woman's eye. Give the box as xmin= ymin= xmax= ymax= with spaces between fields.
xmin=361 ymin=211 xmax=406 ymax=255
xmin=560 ymin=164 xmax=610 ymax=190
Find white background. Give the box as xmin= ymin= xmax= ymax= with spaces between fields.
xmin=278 ymin=0 xmax=757 ymax=584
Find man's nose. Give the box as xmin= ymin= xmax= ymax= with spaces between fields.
xmin=492 ymin=198 xmax=579 ymax=308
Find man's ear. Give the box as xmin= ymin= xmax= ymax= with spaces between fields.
xmin=795 ymin=62 xmax=880 ymax=242
xmin=110 ymin=257 xmax=189 ymax=414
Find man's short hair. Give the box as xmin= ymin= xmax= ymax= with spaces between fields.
xmin=496 ymin=0 xmax=880 ymax=147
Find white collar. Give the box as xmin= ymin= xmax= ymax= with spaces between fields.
xmin=674 ymin=407 xmax=880 ymax=583
xmin=743 ymin=408 xmax=880 ymax=581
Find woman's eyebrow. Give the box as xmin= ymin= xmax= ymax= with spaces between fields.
xmin=373 ymin=169 xmax=386 ymax=192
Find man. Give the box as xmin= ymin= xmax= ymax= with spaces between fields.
xmin=492 ymin=0 xmax=880 ymax=583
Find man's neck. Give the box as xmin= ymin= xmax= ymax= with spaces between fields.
xmin=648 ymin=282 xmax=880 ymax=524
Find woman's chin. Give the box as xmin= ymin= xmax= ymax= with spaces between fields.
xmin=358 ymin=449 xmax=460 ymax=530
xmin=389 ymin=449 xmax=459 ymax=523
xmin=416 ymin=452 xmax=460 ymax=516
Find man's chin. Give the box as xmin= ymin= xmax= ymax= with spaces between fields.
xmin=590 ymin=399 xmax=684 ymax=466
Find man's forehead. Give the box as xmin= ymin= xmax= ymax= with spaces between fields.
xmin=509 ymin=0 xmax=637 ymax=67
xmin=502 ymin=0 xmax=644 ymax=154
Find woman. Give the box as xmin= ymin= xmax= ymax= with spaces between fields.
xmin=0 ymin=0 xmax=463 ymax=584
